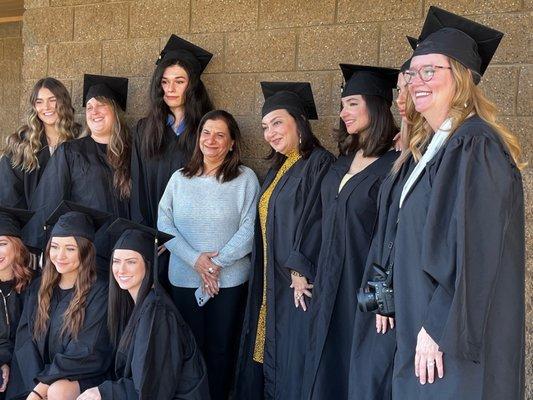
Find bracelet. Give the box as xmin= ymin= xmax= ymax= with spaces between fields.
xmin=290 ymin=270 xmax=304 ymax=277
xmin=32 ymin=390 xmax=44 ymax=400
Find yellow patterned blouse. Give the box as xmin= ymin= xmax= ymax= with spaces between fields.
xmin=253 ymin=150 xmax=301 ymax=363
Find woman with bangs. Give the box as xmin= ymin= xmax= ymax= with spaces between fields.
xmin=130 ymin=34 xmax=213 ymax=229
xmin=388 ymin=7 xmax=525 ymax=399
xmin=7 ymin=202 xmax=112 ymax=400
xmin=25 ymin=75 xmax=131 ymax=272
xmin=0 ymin=78 xmax=80 ymax=210
xmin=0 ymin=207 xmax=35 ymax=398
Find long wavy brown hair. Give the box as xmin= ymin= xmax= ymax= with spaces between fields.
xmin=394 ymin=58 xmax=526 ymax=171
xmin=2 ymin=77 xmax=80 ymax=172
xmin=83 ymin=96 xmax=131 ymax=199
xmin=3 ymin=236 xmax=33 ymax=293
xmin=33 ymin=236 xmax=97 ymax=340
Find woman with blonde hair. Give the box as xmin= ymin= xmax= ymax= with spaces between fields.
xmin=0 ymin=78 xmax=80 ymax=210
xmin=6 ymin=202 xmax=112 ymax=400
xmin=25 ymin=75 xmax=131 ymax=272
xmin=0 ymin=207 xmax=35 ymax=398
xmin=389 ymin=7 xmax=525 ymax=399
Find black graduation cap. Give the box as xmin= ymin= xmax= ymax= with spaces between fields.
xmin=46 ymin=201 xmax=111 ymax=242
xmin=399 ymin=36 xmax=418 ymax=72
xmin=340 ymin=64 xmax=399 ymax=103
xmin=83 ymin=74 xmax=129 ymax=111
xmin=261 ymin=81 xmax=318 ymax=120
xmin=156 ymin=34 xmax=213 ymax=75
xmin=411 ymin=6 xmax=503 ymax=83
xmin=0 ymin=206 xmax=34 ymax=238
xmin=107 ymin=218 xmax=174 ymax=295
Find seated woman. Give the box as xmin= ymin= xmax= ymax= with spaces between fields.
xmin=6 ymin=202 xmax=112 ymax=400
xmin=0 ymin=207 xmax=35 ymax=398
xmin=157 ymin=109 xmax=259 ymax=400
xmin=77 ymin=218 xmax=210 ymax=399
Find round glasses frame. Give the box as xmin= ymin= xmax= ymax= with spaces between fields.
xmin=404 ymin=65 xmax=452 ymax=84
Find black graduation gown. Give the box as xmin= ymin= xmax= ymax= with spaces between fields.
xmin=0 ymin=135 xmax=51 ymax=210
xmin=0 ymin=281 xmax=26 ymax=367
xmin=129 ymin=118 xmax=188 ymax=228
xmin=346 ymin=156 xmax=415 ymax=400
xmin=392 ymin=116 xmax=525 ymax=400
xmin=6 ymin=277 xmax=112 ymax=399
xmin=24 ymin=136 xmax=130 ymax=270
xmin=297 ymin=150 xmax=398 ymax=400
xmin=98 ymin=289 xmax=210 ymax=399
xmin=234 ymin=147 xmax=335 ymax=400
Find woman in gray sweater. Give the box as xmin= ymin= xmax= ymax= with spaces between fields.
xmin=158 ymin=109 xmax=259 ymax=400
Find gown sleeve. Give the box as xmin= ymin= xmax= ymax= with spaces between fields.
xmin=0 ymin=154 xmax=26 ymax=209
xmin=36 ymin=282 xmax=112 ymax=384
xmin=285 ymin=150 xmax=335 ymax=280
xmin=419 ymin=133 xmax=522 ymax=362
xmin=211 ymin=173 xmax=260 ymax=268
xmin=129 ymin=122 xmax=148 ymax=225
xmin=157 ymin=174 xmax=201 ymax=268
xmin=98 ymin=304 xmax=191 ymax=399
xmin=25 ymin=143 xmax=71 ymax=250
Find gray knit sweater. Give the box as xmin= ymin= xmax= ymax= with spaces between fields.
xmin=157 ymin=166 xmax=260 ymax=288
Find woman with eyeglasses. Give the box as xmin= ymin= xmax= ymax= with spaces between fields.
xmin=390 ymin=7 xmax=525 ymax=399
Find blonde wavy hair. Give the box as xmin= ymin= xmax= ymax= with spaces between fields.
xmin=394 ymin=58 xmax=526 ymax=172
xmin=84 ymin=96 xmax=131 ymax=199
xmin=2 ymin=78 xmax=79 ymax=172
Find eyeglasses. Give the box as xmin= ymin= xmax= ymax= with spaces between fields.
xmin=403 ymin=65 xmax=452 ymax=84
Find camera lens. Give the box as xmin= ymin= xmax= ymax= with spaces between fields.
xmin=357 ymin=289 xmax=378 ymax=313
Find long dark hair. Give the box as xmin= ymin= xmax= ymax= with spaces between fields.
xmin=140 ymin=57 xmax=213 ymax=159
xmin=182 ymin=110 xmax=243 ymax=183
xmin=337 ymin=94 xmax=398 ymax=157
xmin=34 ymin=237 xmax=97 ymax=340
xmin=266 ymin=111 xmax=322 ymax=169
xmin=107 ymin=252 xmax=153 ymax=349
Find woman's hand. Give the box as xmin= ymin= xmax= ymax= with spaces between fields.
xmin=376 ymin=314 xmax=395 ymax=334
xmin=195 ymin=252 xmax=221 ymax=297
xmin=0 ymin=364 xmax=9 ymax=392
xmin=414 ymin=327 xmax=444 ymax=384
xmin=77 ymin=387 xmax=102 ymax=400
xmin=290 ymin=272 xmax=313 ymax=312
xmin=27 ymin=383 xmax=48 ymax=400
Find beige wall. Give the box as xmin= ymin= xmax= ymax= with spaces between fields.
xmin=0 ymin=21 xmax=23 ymax=139
xmin=0 ymin=0 xmax=531 ymax=394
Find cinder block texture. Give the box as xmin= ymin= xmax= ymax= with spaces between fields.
xmin=102 ymin=39 xmax=160 ymax=77
xmin=130 ymin=0 xmax=190 ymax=38
xmin=49 ymin=41 xmax=101 ymax=78
xmin=74 ymin=3 xmax=129 ymax=41
xmin=258 ymin=0 xmax=336 ymax=28
xmin=191 ymin=0 xmax=257 ymax=33
xmin=23 ymin=7 xmax=73 ymax=45
xmin=337 ymin=0 xmax=422 ymax=22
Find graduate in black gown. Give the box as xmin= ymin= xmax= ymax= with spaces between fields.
xmin=130 ymin=34 xmax=214 ymax=228
xmin=390 ymin=7 xmax=525 ymax=399
xmin=0 ymin=78 xmax=80 ymax=210
xmin=0 ymin=207 xmax=35 ymax=397
xmin=25 ymin=75 xmax=131 ymax=272
xmin=77 ymin=218 xmax=210 ymax=400
xmin=7 ymin=202 xmax=112 ymax=400
xmin=234 ymin=82 xmax=334 ymax=400
xmin=296 ymin=65 xmax=400 ymax=400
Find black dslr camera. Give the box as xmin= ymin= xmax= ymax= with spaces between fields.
xmin=357 ymin=263 xmax=395 ymax=316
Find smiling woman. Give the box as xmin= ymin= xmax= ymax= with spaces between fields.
xmin=24 ymin=75 xmax=131 ymax=273
xmin=0 ymin=78 xmax=80 ymax=210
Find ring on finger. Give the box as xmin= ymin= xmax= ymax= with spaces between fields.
xmin=208 ymin=267 xmax=214 ymax=274
xmin=427 ymin=360 xmax=435 ymax=367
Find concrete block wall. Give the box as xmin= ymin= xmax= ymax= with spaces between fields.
xmin=0 ymin=0 xmax=531 ymax=394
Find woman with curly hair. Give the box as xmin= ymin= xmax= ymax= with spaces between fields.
xmin=6 ymin=202 xmax=112 ymax=400
xmin=0 ymin=207 xmax=34 ymax=398
xmin=0 ymin=78 xmax=80 ymax=210
xmin=25 ymin=75 xmax=131 ymax=272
